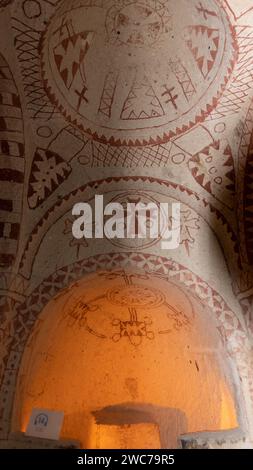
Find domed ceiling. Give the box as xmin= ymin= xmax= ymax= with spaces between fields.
xmin=41 ymin=0 xmax=236 ymax=145
xmin=13 ymin=271 xmax=237 ymax=447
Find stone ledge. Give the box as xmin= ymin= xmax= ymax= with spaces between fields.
xmin=180 ymin=429 xmax=252 ymax=449
xmin=0 ymin=432 xmax=80 ymax=449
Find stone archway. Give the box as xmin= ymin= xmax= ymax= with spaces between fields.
xmin=3 ymin=253 xmax=250 ymax=447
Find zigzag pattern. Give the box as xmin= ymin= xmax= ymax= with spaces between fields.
xmin=12 ymin=19 xmax=59 ymax=120
xmin=169 ymin=58 xmax=196 ymax=102
xmin=208 ymin=26 xmax=253 ymax=120
xmin=237 ymin=101 xmax=253 ymax=266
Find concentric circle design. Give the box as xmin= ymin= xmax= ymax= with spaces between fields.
xmin=105 ymin=191 xmax=168 ymax=250
xmin=107 ymin=285 xmax=165 ymax=308
xmin=41 ymin=0 xmax=237 ymax=145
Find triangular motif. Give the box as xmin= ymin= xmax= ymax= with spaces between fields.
xmin=121 ymin=74 xmax=165 ymax=120
xmin=188 ymin=140 xmax=235 ymax=208
xmin=54 ymin=31 xmax=94 ymax=89
xmin=185 ymin=25 xmax=220 ymax=78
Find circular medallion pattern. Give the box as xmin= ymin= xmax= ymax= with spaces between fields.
xmin=107 ymin=285 xmax=165 ymax=308
xmin=41 ymin=0 xmax=237 ymax=145
xmin=104 ymin=191 xmax=168 ymax=249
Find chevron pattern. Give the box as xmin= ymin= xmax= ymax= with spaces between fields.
xmin=12 ymin=18 xmax=59 ymax=119
xmin=208 ymin=26 xmax=253 ymax=120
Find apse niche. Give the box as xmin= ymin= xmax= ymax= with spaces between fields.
xmin=12 ymin=271 xmax=238 ymax=449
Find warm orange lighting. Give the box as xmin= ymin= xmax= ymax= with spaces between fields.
xmin=93 ymin=423 xmax=161 ymax=449
xmin=12 ymin=271 xmax=238 ymax=448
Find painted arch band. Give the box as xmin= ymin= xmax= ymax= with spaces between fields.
xmin=41 ymin=0 xmax=237 ymax=145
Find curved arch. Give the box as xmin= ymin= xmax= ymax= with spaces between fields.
xmin=13 ymin=269 xmax=239 ymax=447
xmin=18 ymin=176 xmax=241 ymax=279
xmin=0 ymin=253 xmax=251 ymax=439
